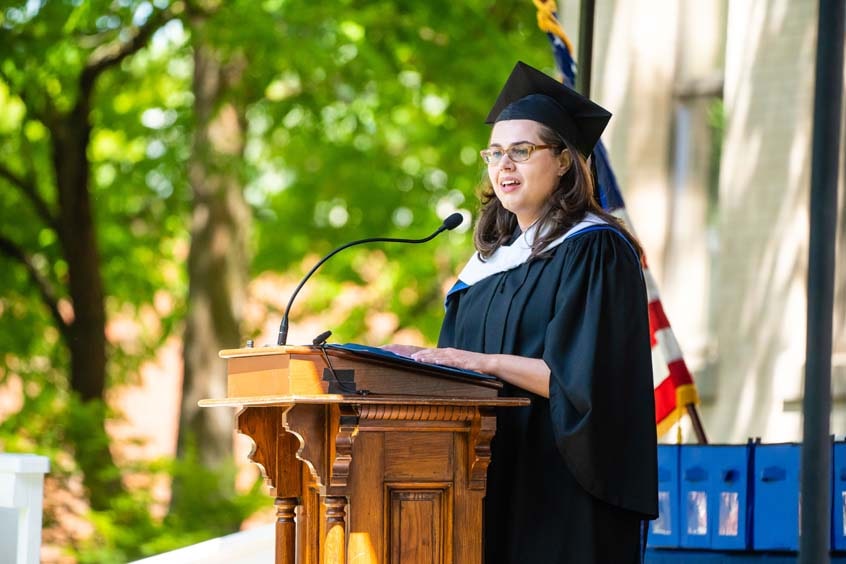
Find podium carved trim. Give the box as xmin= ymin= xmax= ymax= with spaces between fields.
xmin=284 ymin=404 xmax=328 ymax=488
xmin=329 ymin=405 xmax=359 ymax=492
xmin=323 ymin=496 xmax=348 ymax=563
xmin=275 ymin=496 xmax=297 ymax=564
xmin=237 ymin=405 xmax=304 ymax=498
xmin=468 ymin=407 xmax=497 ymax=490
xmin=283 ymin=403 xmax=362 ymax=493
xmin=358 ymin=404 xmax=475 ymax=422
xmin=236 ymin=406 xmax=283 ymax=494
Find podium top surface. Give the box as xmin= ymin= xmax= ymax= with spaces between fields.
xmin=221 ymin=344 xmax=496 ymax=378
xmin=199 ymin=394 xmax=530 ymax=408
xmin=219 ymin=345 xmax=311 ymax=358
xmin=221 ymin=342 xmax=501 ymax=386
xmin=209 ymin=343 xmax=531 ymax=406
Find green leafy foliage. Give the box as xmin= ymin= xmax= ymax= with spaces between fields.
xmin=1 ymin=0 xmax=556 ymax=558
xmin=0 ymin=0 xmax=191 ymax=379
xmin=73 ymin=454 xmax=266 ymax=563
xmin=241 ymin=0 xmax=552 ymax=342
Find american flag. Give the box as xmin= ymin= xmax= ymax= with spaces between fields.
xmin=534 ymin=0 xmax=700 ymax=436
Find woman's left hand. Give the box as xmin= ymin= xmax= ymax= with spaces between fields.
xmin=412 ymin=347 xmax=552 ymax=397
xmin=410 ymin=347 xmax=491 ymax=373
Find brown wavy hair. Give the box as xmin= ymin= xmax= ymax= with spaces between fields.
xmin=473 ymin=122 xmax=642 ymax=260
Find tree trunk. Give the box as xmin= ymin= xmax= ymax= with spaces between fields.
xmin=173 ymin=15 xmax=251 ymax=508
xmin=50 ymin=99 xmax=124 ymax=511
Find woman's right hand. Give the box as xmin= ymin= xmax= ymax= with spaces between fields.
xmin=380 ymin=344 xmax=425 ymax=358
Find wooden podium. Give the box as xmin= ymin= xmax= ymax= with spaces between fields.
xmin=199 ymin=344 xmax=528 ymax=564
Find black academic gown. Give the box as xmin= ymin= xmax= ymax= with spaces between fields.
xmin=439 ymin=227 xmax=658 ymax=564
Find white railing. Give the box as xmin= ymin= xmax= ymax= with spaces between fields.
xmin=0 ymin=453 xmax=50 ymax=564
xmin=129 ymin=523 xmax=275 ymax=564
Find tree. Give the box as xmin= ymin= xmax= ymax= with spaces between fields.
xmin=172 ymin=1 xmax=252 ymax=511
xmin=0 ymin=0 xmax=183 ymax=510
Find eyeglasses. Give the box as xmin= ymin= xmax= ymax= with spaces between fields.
xmin=479 ymin=142 xmax=558 ymax=165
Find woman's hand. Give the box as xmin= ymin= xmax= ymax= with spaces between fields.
xmin=380 ymin=344 xmax=424 ymax=357
xmin=411 ymin=347 xmax=552 ymax=398
xmin=410 ymin=347 xmax=492 ymax=373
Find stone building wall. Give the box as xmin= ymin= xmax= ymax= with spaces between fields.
xmin=559 ymin=0 xmax=845 ymax=442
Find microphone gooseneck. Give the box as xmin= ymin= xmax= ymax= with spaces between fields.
xmin=276 ymin=213 xmax=464 ymax=346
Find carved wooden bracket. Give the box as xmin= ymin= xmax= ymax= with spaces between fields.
xmin=237 ymin=405 xmax=303 ymax=498
xmin=468 ymin=407 xmax=496 ymax=490
xmin=236 ymin=406 xmax=283 ymax=495
xmin=284 ymin=403 xmax=328 ymax=488
xmin=284 ymin=403 xmax=361 ymax=494
xmin=328 ymin=404 xmax=359 ymax=493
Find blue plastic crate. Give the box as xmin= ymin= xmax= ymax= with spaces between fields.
xmin=708 ymin=445 xmax=752 ymax=550
xmin=679 ymin=445 xmax=711 ymax=549
xmin=752 ymin=442 xmax=801 ymax=551
xmin=834 ymin=440 xmax=846 ymax=551
xmin=678 ymin=444 xmax=751 ymax=550
xmin=649 ymin=444 xmax=680 ymax=548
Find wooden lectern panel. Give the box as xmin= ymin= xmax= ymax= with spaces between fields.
xmin=259 ymin=403 xmax=496 ymax=564
xmin=388 ymin=486 xmax=450 ymax=564
xmin=203 ymin=346 xmax=528 ymax=564
xmin=384 ymin=432 xmax=453 ymax=480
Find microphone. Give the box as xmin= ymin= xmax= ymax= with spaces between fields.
xmin=276 ymin=212 xmax=464 ymax=345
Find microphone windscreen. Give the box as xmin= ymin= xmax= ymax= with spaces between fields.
xmin=443 ymin=212 xmax=463 ymax=231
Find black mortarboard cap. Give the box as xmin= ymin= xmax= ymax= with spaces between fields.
xmin=485 ymin=61 xmax=611 ymax=157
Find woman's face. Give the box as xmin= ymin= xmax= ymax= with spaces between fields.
xmin=486 ymin=119 xmax=567 ymax=230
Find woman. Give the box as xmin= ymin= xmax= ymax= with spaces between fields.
xmin=388 ymin=61 xmax=657 ymax=563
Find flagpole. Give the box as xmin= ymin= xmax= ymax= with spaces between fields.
xmin=685 ymin=405 xmax=708 ymax=444
xmin=576 ymin=0 xmax=595 ymax=97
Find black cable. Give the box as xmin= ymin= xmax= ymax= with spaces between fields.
xmin=313 ymin=331 xmax=368 ymax=396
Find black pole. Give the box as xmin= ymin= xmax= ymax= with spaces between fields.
xmin=576 ymin=0 xmax=595 ymax=97
xmin=799 ymin=1 xmax=844 ymax=562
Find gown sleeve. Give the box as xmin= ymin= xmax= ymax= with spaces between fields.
xmin=543 ymin=230 xmax=659 ymax=518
